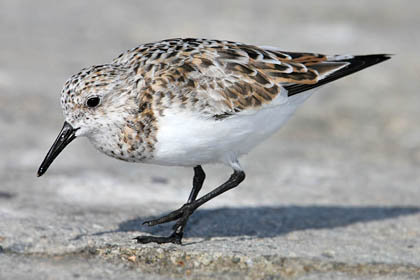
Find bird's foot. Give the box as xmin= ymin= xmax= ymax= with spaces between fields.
xmin=134 ymin=231 xmax=183 ymax=245
xmin=136 ymin=203 xmax=197 ymax=245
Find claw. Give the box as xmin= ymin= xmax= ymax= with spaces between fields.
xmin=134 ymin=232 xmax=183 ymax=245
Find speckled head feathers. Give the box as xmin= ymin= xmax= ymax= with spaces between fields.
xmin=60 ymin=64 xmax=134 ymax=128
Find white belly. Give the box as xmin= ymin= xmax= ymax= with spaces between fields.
xmin=150 ymin=92 xmax=313 ymax=167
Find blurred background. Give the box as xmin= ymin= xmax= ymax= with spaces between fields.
xmin=0 ymin=0 xmax=419 ymax=228
xmin=1 ymin=2 xmax=420 ymax=278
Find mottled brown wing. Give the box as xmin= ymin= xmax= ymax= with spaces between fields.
xmin=121 ymin=39 xmax=389 ymax=118
xmin=148 ymin=44 xmax=331 ymax=117
xmin=153 ymin=44 xmax=350 ymax=117
xmin=180 ymin=45 xmax=390 ymax=117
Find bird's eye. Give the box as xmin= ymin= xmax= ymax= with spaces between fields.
xmin=86 ymin=96 xmax=101 ymax=108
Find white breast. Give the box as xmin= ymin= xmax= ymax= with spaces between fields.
xmin=150 ymin=91 xmax=314 ymax=168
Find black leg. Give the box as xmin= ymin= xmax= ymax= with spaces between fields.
xmin=135 ymin=169 xmax=245 ymax=245
xmin=188 ymin=166 xmax=205 ymax=203
xmin=141 ymin=166 xmax=206 ymax=227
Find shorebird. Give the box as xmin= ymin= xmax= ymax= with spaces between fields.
xmin=37 ymin=38 xmax=390 ymax=244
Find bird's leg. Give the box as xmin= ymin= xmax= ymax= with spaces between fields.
xmin=135 ymin=169 xmax=245 ymax=244
xmin=188 ymin=165 xmax=206 ymax=203
xmin=142 ymin=166 xmax=206 ymax=227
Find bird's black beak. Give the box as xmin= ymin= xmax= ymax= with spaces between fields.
xmin=37 ymin=121 xmax=78 ymax=177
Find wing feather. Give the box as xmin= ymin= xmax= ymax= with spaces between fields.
xmin=116 ymin=39 xmax=390 ymax=118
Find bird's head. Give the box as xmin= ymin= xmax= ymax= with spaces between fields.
xmin=37 ymin=64 xmax=138 ymax=176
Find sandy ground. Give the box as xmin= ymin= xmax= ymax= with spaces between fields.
xmin=1 ymin=0 xmax=420 ymax=279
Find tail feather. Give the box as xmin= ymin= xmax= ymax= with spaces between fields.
xmin=285 ymin=54 xmax=392 ymax=96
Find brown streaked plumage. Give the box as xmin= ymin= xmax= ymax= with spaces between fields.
xmin=112 ymin=38 xmax=389 ymax=120
xmin=38 ymin=38 xmax=391 ymax=245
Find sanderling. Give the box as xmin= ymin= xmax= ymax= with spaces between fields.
xmin=37 ymin=38 xmax=390 ymax=244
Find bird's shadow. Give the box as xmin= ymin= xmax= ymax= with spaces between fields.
xmin=88 ymin=205 xmax=420 ymax=240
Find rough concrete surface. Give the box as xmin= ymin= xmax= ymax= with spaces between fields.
xmin=1 ymin=0 xmax=420 ymax=279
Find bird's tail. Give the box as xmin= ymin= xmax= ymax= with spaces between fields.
xmin=285 ymin=54 xmax=392 ymax=96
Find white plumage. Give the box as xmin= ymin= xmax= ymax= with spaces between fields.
xmin=152 ymin=91 xmax=313 ymax=169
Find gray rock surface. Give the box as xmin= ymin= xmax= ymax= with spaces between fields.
xmin=1 ymin=0 xmax=419 ymax=279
